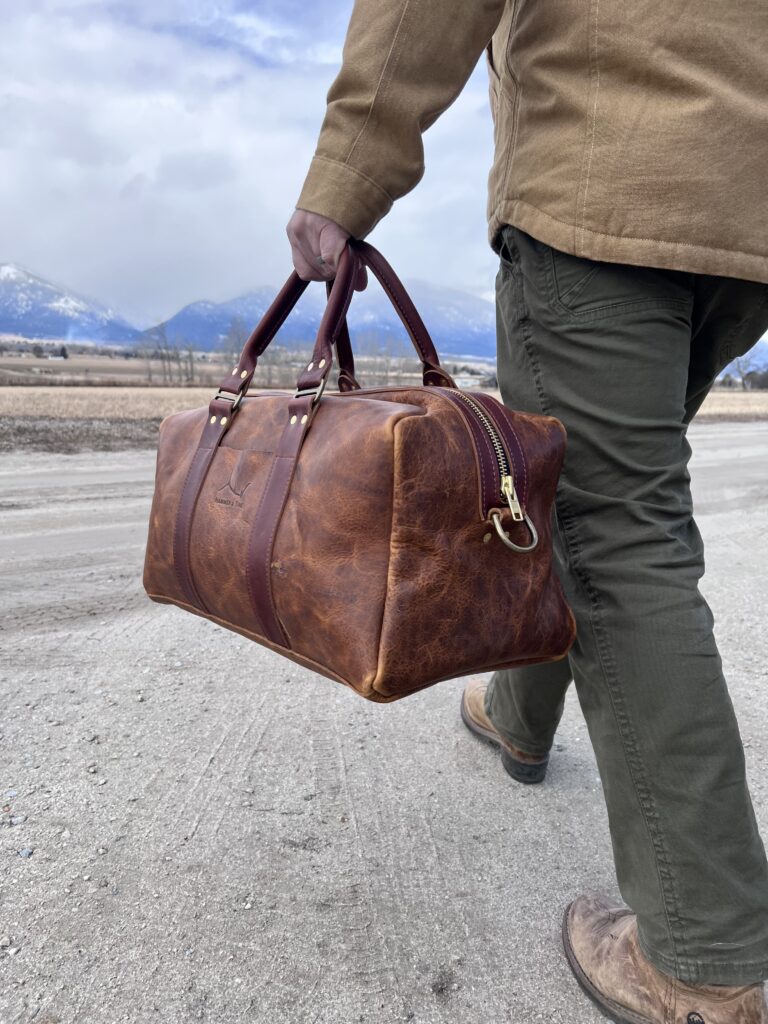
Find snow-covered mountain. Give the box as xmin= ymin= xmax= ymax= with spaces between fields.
xmin=155 ymin=277 xmax=498 ymax=360
xmin=0 ymin=263 xmax=140 ymax=343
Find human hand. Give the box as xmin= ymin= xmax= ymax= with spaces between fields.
xmin=286 ymin=209 xmax=366 ymax=288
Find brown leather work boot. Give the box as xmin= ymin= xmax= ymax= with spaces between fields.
xmin=563 ymin=894 xmax=768 ymax=1024
xmin=460 ymin=678 xmax=549 ymax=784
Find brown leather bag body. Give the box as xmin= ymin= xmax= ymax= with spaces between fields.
xmin=143 ymin=240 xmax=576 ymax=701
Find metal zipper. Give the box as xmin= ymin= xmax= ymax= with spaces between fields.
xmin=450 ymin=391 xmax=524 ymax=521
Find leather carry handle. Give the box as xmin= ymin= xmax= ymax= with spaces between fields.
xmin=295 ymin=239 xmax=456 ymax=393
xmin=215 ymin=239 xmax=456 ymax=401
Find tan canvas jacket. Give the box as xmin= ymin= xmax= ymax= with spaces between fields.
xmin=296 ymin=0 xmax=768 ymax=284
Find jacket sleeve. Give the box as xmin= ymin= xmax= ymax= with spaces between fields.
xmin=295 ymin=0 xmax=507 ymax=238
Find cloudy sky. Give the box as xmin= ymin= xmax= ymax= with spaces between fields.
xmin=0 ymin=0 xmax=498 ymax=326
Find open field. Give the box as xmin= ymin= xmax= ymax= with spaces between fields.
xmin=1 ymin=385 xmax=767 ymax=454
xmin=1 ymin=423 xmax=767 ymax=1023
xmin=0 ymin=353 xmax=228 ymax=387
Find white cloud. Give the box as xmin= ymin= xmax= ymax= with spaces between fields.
xmin=0 ymin=1 xmax=498 ymax=327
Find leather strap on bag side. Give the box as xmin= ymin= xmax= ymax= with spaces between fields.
xmin=244 ymin=393 xmax=316 ymax=647
xmin=172 ymin=249 xmax=361 ymax=627
xmin=173 ymin=395 xmax=236 ymax=612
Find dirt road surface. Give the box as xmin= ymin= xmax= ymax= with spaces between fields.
xmin=2 ymin=422 xmax=768 ymax=1024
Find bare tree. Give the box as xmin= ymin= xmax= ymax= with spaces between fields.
xmin=221 ymin=317 xmax=249 ymax=365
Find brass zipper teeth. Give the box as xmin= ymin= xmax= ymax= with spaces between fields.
xmin=453 ymin=390 xmax=510 ymax=493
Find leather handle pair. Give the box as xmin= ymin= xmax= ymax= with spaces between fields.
xmin=214 ymin=239 xmax=456 ymax=401
xmin=326 ymin=240 xmax=456 ymax=392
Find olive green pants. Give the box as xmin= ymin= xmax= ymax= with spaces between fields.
xmin=486 ymin=224 xmax=768 ymax=986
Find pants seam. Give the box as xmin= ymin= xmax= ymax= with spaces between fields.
xmin=506 ymin=231 xmax=689 ymax=972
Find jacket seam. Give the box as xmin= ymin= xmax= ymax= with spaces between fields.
xmin=345 ymin=0 xmax=411 ymax=166
xmin=577 ymin=0 xmax=602 ymax=252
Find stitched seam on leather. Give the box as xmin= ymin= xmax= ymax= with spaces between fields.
xmin=173 ymin=446 xmax=210 ymax=613
xmin=370 ymin=414 xmax=401 ymax=696
xmin=665 ymin=977 xmax=675 ymax=1024
xmin=476 ymin=395 xmax=529 ymax=509
xmin=245 ymin=454 xmax=281 ymax=642
xmin=471 ymin=411 xmax=496 ymax=513
xmin=505 ymin=232 xmax=688 ymax=969
xmin=368 ymin=254 xmax=430 ymax=364
xmin=261 ymin=454 xmax=295 ymax=648
xmin=566 ymin=912 xmax=653 ymax=1024
xmin=443 ymin=394 xmax=491 ymax=516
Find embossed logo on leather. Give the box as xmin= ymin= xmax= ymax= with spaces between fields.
xmin=215 ymin=454 xmax=251 ymax=509
xmin=687 ymin=1013 xmax=705 ymax=1024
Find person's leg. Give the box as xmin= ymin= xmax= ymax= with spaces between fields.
xmin=482 ymin=257 xmax=578 ymax=758
xmin=495 ymin=223 xmax=768 ymax=985
xmin=484 ymin=657 xmax=572 ymax=757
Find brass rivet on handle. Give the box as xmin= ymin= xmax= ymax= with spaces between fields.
xmin=300 ymin=414 xmax=308 ymax=425
xmin=483 ymin=533 xmax=492 ymax=544
xmin=240 ymin=370 xmax=247 ymax=379
xmin=220 ymin=417 xmax=228 ymax=427
xmin=290 ymin=415 xmax=297 ymax=425
xmin=319 ymin=358 xmax=326 ymax=369
xmin=307 ymin=361 xmax=314 ymax=371
xmin=210 ymin=415 xmax=217 ymax=424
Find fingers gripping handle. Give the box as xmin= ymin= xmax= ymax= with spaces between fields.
xmin=294 ymin=245 xmax=363 ymax=394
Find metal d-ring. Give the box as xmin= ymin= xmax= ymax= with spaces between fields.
xmin=491 ymin=509 xmax=539 ymax=553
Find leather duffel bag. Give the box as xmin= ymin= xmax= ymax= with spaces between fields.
xmin=143 ymin=239 xmax=576 ymax=701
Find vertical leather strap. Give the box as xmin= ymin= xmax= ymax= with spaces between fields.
xmin=172 ymin=395 xmax=234 ymax=612
xmin=244 ymin=394 xmax=317 ymax=647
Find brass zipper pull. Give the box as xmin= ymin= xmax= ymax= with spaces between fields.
xmin=502 ymin=475 xmax=524 ymax=521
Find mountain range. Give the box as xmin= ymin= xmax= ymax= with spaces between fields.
xmin=2 ymin=261 xmax=767 ymax=374
xmin=0 ymin=261 xmax=497 ymax=360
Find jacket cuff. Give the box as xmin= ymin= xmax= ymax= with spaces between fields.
xmin=295 ymin=155 xmax=393 ymax=239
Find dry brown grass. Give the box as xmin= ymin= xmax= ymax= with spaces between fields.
xmin=0 ymin=384 xmax=767 ymax=423
xmin=0 ymin=386 xmax=218 ymax=420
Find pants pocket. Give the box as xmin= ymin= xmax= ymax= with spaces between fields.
xmin=506 ymin=225 xmax=693 ymax=322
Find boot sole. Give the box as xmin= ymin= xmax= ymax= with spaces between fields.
xmin=460 ymin=690 xmax=548 ymax=785
xmin=562 ymin=903 xmax=655 ymax=1024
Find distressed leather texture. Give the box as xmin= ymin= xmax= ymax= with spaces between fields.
xmin=564 ymin=894 xmax=768 ymax=1024
xmin=143 ymin=382 xmax=575 ymax=701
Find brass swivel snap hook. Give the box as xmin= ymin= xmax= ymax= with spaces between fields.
xmin=490 ymin=508 xmax=539 ymax=553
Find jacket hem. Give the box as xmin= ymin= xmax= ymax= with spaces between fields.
xmin=295 ymin=155 xmax=393 ymax=239
xmin=489 ymin=198 xmax=768 ymax=285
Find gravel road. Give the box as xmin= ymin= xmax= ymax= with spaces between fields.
xmin=2 ymin=422 xmax=767 ymax=1024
